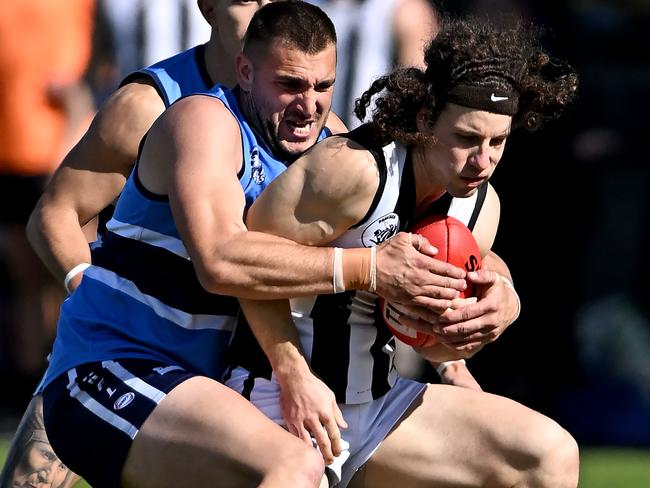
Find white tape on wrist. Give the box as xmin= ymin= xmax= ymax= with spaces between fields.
xmin=500 ymin=276 xmax=521 ymax=321
xmin=333 ymin=248 xmax=345 ymax=294
xmin=436 ymin=359 xmax=466 ymax=377
xmin=64 ymin=263 xmax=91 ymax=293
xmin=369 ymin=246 xmax=377 ymax=293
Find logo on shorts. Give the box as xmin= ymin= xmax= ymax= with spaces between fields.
xmin=250 ymin=148 xmax=265 ymax=184
xmin=153 ymin=365 xmax=185 ymax=376
xmin=114 ymin=392 xmax=135 ymax=410
xmin=361 ymin=213 xmax=399 ymax=247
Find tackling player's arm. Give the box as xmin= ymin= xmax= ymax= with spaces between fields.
xmin=152 ymin=106 xmax=465 ymax=302
xmin=26 ymin=79 xmax=165 ymax=291
xmin=150 ymin=99 xmax=359 ymax=300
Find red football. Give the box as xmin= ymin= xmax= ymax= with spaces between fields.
xmin=379 ymin=215 xmax=482 ymax=347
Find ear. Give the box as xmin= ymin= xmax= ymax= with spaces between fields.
xmin=197 ymin=0 xmax=215 ymax=25
xmin=415 ymin=108 xmax=434 ymax=133
xmin=236 ymin=52 xmax=254 ymax=91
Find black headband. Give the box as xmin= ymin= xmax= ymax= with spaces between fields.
xmin=446 ymin=84 xmax=519 ymax=116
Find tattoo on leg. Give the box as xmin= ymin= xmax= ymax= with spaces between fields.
xmin=0 ymin=395 xmax=81 ymax=488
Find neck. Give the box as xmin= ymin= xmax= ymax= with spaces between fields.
xmin=203 ymin=35 xmax=237 ymax=87
xmin=411 ymin=144 xmax=446 ymax=219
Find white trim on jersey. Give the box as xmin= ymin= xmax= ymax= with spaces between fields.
xmin=84 ymin=266 xmax=236 ymax=332
xmin=66 ymin=369 xmax=139 ymax=439
xmin=106 ymin=217 xmax=190 ymax=259
xmin=447 ymin=191 xmax=480 ymax=224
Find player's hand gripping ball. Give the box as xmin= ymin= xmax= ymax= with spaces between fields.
xmin=380 ymin=215 xmax=482 ymax=346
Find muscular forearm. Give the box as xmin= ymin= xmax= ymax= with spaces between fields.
xmin=239 ymin=297 xmax=345 ymax=463
xmin=198 ymin=228 xmax=465 ymax=309
xmin=197 ymin=230 xmax=334 ymax=299
xmin=27 ymin=203 xmax=92 ymax=288
xmin=239 ymin=298 xmax=310 ymax=376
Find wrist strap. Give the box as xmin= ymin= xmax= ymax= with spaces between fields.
xmin=333 ymin=247 xmax=377 ymax=293
xmin=501 ymin=276 xmax=521 ymax=321
xmin=64 ymin=263 xmax=90 ymax=293
xmin=436 ymin=359 xmax=466 ymax=377
xmin=333 ymin=248 xmax=345 ymax=293
xmin=369 ymin=246 xmax=377 ymax=292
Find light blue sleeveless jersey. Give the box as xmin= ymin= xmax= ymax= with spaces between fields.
xmin=41 ymin=84 xmax=332 ymax=388
xmin=121 ymin=44 xmax=213 ymax=106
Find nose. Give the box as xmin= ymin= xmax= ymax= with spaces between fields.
xmin=296 ymin=89 xmax=318 ymax=118
xmin=37 ymin=467 xmax=51 ymax=483
xmin=470 ymin=142 xmax=492 ymax=170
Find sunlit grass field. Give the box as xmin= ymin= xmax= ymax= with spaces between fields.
xmin=1 ymin=436 xmax=648 ymax=487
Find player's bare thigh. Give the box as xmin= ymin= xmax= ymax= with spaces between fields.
xmin=349 ymin=384 xmax=578 ymax=488
xmin=121 ymin=376 xmax=324 ymax=488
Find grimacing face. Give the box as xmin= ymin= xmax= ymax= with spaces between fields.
xmin=238 ymin=39 xmax=336 ymax=160
xmin=417 ymin=103 xmax=512 ymax=200
xmin=13 ymin=439 xmax=67 ymax=488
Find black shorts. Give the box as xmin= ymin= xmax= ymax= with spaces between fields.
xmin=42 ymin=359 xmax=195 ymax=488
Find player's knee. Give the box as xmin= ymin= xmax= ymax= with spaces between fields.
xmin=526 ymin=422 xmax=580 ymax=488
xmin=273 ymin=443 xmax=324 ymax=487
xmin=540 ymin=427 xmax=579 ymax=488
xmin=298 ymin=446 xmax=326 ymax=485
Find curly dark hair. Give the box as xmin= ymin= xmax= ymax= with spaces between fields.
xmin=354 ymin=16 xmax=578 ymax=145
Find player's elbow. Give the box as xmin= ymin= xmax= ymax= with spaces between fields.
xmin=194 ymin=259 xmax=236 ymax=295
xmin=26 ymin=202 xmax=46 ymax=253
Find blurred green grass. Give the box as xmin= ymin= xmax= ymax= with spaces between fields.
xmin=1 ymin=436 xmax=648 ymax=487
xmin=579 ymin=448 xmax=650 ymax=487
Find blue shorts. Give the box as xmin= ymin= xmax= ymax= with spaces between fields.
xmin=42 ymin=358 xmax=195 ymax=488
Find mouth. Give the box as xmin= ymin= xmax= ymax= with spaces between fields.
xmin=460 ymin=175 xmax=486 ymax=187
xmin=284 ymin=119 xmax=315 ymax=140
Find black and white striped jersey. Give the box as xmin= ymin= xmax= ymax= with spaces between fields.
xmin=101 ymin=0 xmax=210 ymax=79
xmin=226 ymin=124 xmax=488 ymax=404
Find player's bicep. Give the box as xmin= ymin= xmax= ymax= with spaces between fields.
xmin=39 ymin=83 xmax=164 ymax=225
xmin=160 ymin=97 xmax=247 ymax=261
xmin=247 ymin=137 xmax=379 ymax=245
xmin=91 ymin=80 xmax=165 ymax=165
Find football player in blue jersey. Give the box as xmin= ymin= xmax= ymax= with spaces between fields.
xmin=4 ymin=2 xmax=321 ymax=488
